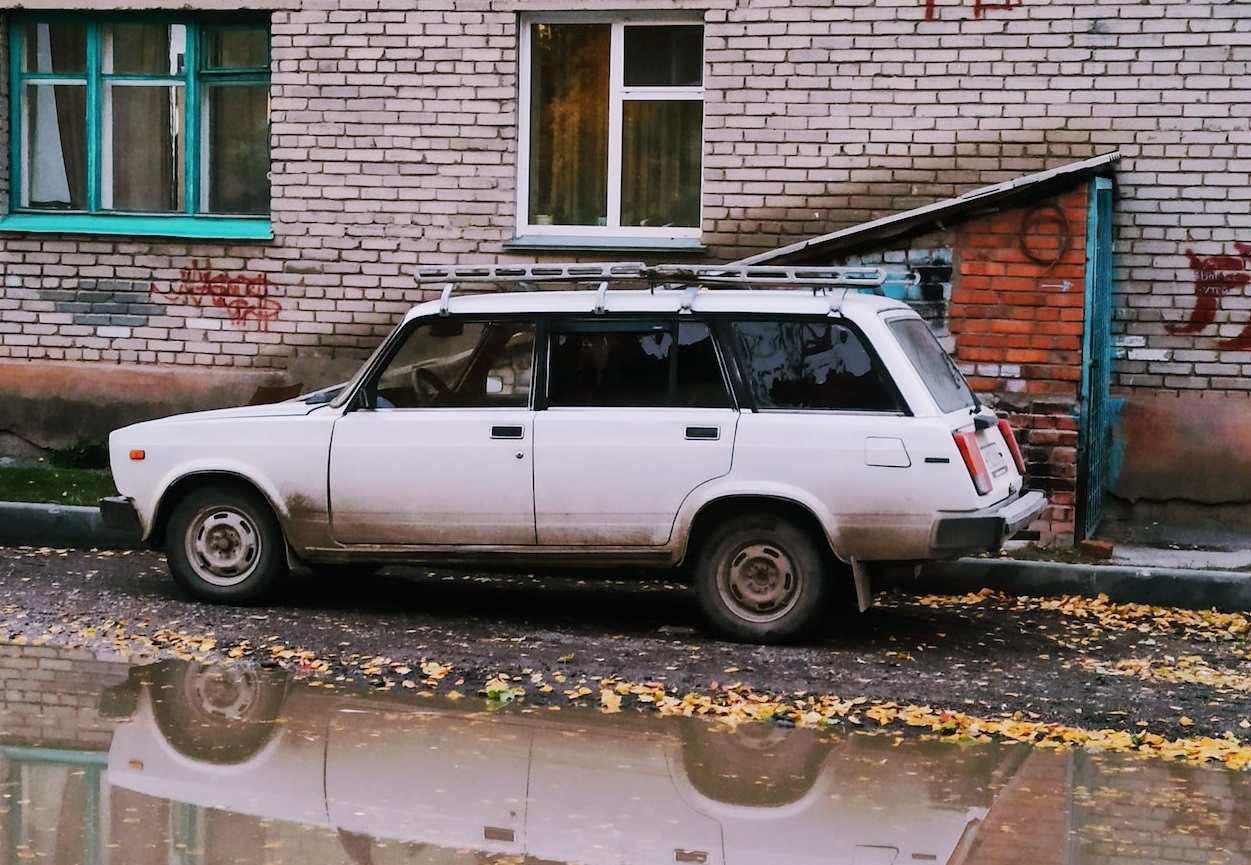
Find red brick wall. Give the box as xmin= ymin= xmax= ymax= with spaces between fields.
xmin=952 ymin=187 xmax=1089 ymax=544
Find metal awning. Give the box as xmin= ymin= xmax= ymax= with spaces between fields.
xmin=733 ymin=151 xmax=1121 ymax=266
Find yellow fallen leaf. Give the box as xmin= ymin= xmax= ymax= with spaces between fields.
xmin=600 ymin=689 xmax=622 ymax=713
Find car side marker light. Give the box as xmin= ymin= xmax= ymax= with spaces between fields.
xmin=129 ymin=450 xmax=146 ymax=461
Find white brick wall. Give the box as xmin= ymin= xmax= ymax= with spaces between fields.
xmin=0 ymin=0 xmax=1247 ymax=397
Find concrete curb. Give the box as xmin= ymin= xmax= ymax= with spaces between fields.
xmin=0 ymin=502 xmax=142 ymax=550
xmin=908 ymin=558 xmax=1251 ymax=613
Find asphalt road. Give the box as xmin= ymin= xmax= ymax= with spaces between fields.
xmin=1 ymin=544 xmax=1248 ymax=743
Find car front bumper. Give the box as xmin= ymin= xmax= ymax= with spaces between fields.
xmin=99 ymin=495 xmax=142 ymax=532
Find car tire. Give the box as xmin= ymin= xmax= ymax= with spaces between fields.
xmin=165 ymin=483 xmax=288 ymax=604
xmin=694 ymin=513 xmax=828 ymax=643
xmin=676 ymin=717 xmax=832 ymax=807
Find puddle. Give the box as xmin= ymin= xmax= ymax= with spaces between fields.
xmin=0 ymin=646 xmax=1247 ymax=864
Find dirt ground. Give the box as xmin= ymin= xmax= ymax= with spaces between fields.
xmin=1 ymin=545 xmax=1248 ymax=746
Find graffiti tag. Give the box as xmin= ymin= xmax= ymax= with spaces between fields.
xmin=155 ymin=261 xmax=282 ymax=331
xmin=924 ymin=0 xmax=1022 ymax=20
xmin=1166 ymin=243 xmax=1251 ymax=351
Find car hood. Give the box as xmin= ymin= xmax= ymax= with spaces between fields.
xmin=114 ymin=399 xmax=329 ymax=436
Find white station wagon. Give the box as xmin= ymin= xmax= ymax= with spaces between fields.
xmin=102 ymin=263 xmax=1045 ymax=643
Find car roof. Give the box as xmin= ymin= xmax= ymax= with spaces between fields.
xmin=401 ymin=288 xmax=913 ymax=324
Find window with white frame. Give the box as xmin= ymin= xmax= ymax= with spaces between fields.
xmin=9 ymin=15 xmax=270 ymax=231
xmin=519 ymin=18 xmax=704 ymax=240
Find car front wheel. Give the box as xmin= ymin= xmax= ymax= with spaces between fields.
xmin=165 ymin=484 xmax=288 ymax=604
xmin=694 ymin=514 xmax=828 ymax=643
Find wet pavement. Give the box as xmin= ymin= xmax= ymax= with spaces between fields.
xmin=0 ymin=647 xmax=1247 ymax=865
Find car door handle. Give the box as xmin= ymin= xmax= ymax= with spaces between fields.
xmin=685 ymin=425 xmax=720 ymax=440
xmin=491 ymin=425 xmax=525 ymax=440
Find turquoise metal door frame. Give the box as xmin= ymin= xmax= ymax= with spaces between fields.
xmin=1077 ymin=177 xmax=1114 ymax=541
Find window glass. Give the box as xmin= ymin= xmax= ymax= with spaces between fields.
xmin=374 ymin=320 xmax=535 ymax=409
xmin=20 ymin=22 xmax=86 ymax=74
xmin=103 ymin=23 xmax=184 ymax=75
xmin=676 ymin=322 xmax=732 ymax=407
xmin=888 ymin=317 xmax=977 ymax=413
xmin=527 ymin=23 xmax=610 ymax=227
xmin=11 ymin=16 xmax=270 ymax=220
xmin=730 ymin=320 xmax=902 ymax=412
xmin=548 ymin=321 xmax=729 ymax=407
xmin=204 ymin=28 xmax=268 ymax=70
xmin=623 ymin=24 xmax=703 ymax=87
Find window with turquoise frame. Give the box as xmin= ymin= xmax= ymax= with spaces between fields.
xmin=6 ymin=15 xmax=271 ymax=239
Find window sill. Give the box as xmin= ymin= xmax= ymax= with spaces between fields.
xmin=0 ymin=213 xmax=274 ymax=241
xmin=503 ymin=234 xmax=706 ymax=254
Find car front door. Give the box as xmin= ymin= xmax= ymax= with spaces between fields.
xmin=328 ymin=317 xmax=537 ymax=546
xmin=532 ymin=320 xmax=737 ymax=547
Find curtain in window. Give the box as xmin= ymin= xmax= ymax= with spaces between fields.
xmin=107 ymin=84 xmax=183 ymax=212
xmin=206 ymin=84 xmax=270 ymax=214
xmin=621 ymin=100 xmax=702 ymax=228
xmin=104 ymin=25 xmax=183 ymax=212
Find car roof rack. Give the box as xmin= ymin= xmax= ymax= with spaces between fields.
xmin=414 ymin=262 xmax=888 ymax=315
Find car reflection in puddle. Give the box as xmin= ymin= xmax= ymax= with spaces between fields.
xmin=0 ymin=653 xmax=1248 ymax=864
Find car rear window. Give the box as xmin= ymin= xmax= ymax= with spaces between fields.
xmin=887 ymin=317 xmax=977 ymax=413
xmin=547 ymin=320 xmax=732 ymax=408
xmin=728 ymin=319 xmax=902 ymax=411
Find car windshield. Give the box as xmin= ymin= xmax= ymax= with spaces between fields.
xmin=887 ymin=316 xmax=977 ymax=413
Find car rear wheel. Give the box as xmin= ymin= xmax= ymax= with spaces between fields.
xmin=165 ymin=483 xmax=288 ymax=604
xmin=694 ymin=513 xmax=828 ymax=643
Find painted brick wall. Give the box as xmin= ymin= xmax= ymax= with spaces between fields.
xmin=0 ymin=0 xmax=1245 ymax=389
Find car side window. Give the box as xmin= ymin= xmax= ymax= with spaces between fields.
xmin=546 ymin=320 xmax=731 ymax=408
xmin=729 ymin=319 xmax=902 ymax=412
xmin=372 ymin=319 xmax=535 ymax=408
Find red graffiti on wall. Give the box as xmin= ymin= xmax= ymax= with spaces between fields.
xmin=924 ymin=0 xmax=1022 ymax=20
xmin=1167 ymin=242 xmax=1251 ymax=351
xmin=155 ymin=261 xmax=282 ymax=331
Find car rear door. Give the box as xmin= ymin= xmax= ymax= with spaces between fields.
xmin=532 ymin=319 xmax=737 ymax=547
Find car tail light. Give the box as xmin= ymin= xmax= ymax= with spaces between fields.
xmin=953 ymin=431 xmax=992 ymax=495
xmin=997 ymin=419 xmax=1027 ymax=475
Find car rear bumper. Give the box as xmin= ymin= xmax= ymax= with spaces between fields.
xmin=930 ymin=489 xmax=1047 ymax=554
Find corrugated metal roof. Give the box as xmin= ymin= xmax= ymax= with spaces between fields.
xmin=733 ymin=151 xmax=1121 ymax=266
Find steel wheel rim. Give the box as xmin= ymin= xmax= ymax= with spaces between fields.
xmin=182 ymin=665 xmax=261 ymax=722
xmin=718 ymin=540 xmax=801 ymax=624
xmin=186 ymin=505 xmax=262 ymax=587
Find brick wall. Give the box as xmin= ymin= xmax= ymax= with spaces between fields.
xmin=0 ymin=644 xmax=127 ymax=751
xmin=952 ymin=187 xmax=1089 ymax=540
xmin=0 ymin=0 xmax=1245 ymax=384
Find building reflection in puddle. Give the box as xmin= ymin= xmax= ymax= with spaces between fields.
xmin=0 ymin=649 xmax=1247 ymax=864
